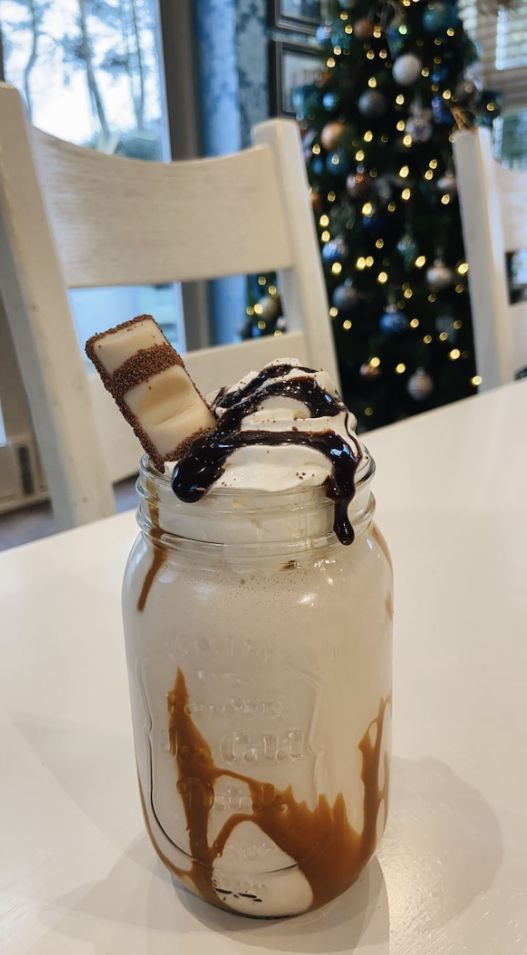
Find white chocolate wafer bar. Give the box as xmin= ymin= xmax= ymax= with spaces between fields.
xmin=86 ymin=315 xmax=216 ymax=469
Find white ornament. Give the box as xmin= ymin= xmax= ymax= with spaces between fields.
xmin=393 ymin=53 xmax=423 ymax=86
xmin=426 ymin=259 xmax=455 ymax=290
xmin=407 ymin=368 xmax=434 ymax=401
xmin=257 ymin=294 xmax=281 ymax=321
xmin=406 ymin=107 xmax=433 ymax=143
xmin=437 ymin=172 xmax=457 ymax=196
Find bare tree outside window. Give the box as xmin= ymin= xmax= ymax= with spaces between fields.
xmin=0 ymin=0 xmax=163 ymax=158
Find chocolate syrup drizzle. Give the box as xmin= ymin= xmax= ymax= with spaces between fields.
xmin=215 ymin=362 xmax=317 ymax=410
xmin=172 ymin=367 xmax=362 ymax=546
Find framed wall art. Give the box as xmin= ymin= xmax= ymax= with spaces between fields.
xmin=269 ymin=40 xmax=322 ymax=117
xmin=269 ymin=0 xmax=325 ymax=36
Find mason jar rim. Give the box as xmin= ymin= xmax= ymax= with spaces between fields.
xmin=139 ymin=446 xmax=375 ymax=505
xmin=135 ymin=446 xmax=376 ymax=556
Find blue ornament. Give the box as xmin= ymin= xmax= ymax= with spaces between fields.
xmin=431 ymin=94 xmax=452 ymax=125
xmin=322 ymin=91 xmax=340 ymax=112
xmin=316 ymin=24 xmax=333 ymax=49
xmin=386 ymin=26 xmax=405 ymax=58
xmin=333 ymin=281 xmax=360 ymax=311
xmin=431 ymin=65 xmax=449 ymax=84
xmin=338 ymin=0 xmax=356 ymax=8
xmin=397 ymin=233 xmax=419 ymax=267
xmin=331 ymin=25 xmax=354 ymax=53
xmin=310 ymin=155 xmax=325 ymax=176
xmin=322 ymin=237 xmax=348 ymax=265
xmin=380 ymin=306 xmax=408 ymax=334
xmin=292 ymin=83 xmax=320 ymax=121
xmin=423 ymin=2 xmax=458 ymax=34
xmin=361 ymin=213 xmax=383 ymax=238
xmin=326 ymin=148 xmax=349 ymax=177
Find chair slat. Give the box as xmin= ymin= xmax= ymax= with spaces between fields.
xmin=33 ymin=130 xmax=293 ymax=288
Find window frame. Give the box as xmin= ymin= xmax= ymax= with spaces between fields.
xmin=460 ymin=1 xmax=527 ymax=109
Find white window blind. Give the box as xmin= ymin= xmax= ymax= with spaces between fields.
xmin=460 ymin=1 xmax=527 ymax=107
xmin=496 ymin=5 xmax=527 ymax=69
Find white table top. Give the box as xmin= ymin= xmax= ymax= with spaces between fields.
xmin=2 ymin=381 xmax=527 ymax=955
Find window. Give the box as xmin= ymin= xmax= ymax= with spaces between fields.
xmin=460 ymin=1 xmax=527 ymax=169
xmin=496 ymin=4 xmax=527 ymax=71
xmin=0 ymin=0 xmax=185 ymax=353
xmin=0 ymin=0 xmax=165 ymax=154
xmin=459 ymin=1 xmax=527 ymax=107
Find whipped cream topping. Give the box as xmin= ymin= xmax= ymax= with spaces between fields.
xmin=166 ymin=359 xmax=367 ymax=492
xmin=166 ymin=359 xmax=370 ymax=546
xmin=213 ymin=360 xmax=363 ymax=491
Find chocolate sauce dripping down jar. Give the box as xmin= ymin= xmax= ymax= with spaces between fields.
xmin=122 ymin=393 xmax=393 ymax=918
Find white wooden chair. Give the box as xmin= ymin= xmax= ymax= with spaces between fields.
xmin=0 ymin=83 xmax=337 ymax=530
xmin=453 ymin=126 xmax=527 ymax=390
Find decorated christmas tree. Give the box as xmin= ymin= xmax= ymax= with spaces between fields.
xmin=245 ymin=1 xmax=499 ymax=430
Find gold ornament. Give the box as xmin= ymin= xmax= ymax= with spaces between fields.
xmin=311 ymin=191 xmax=325 ymax=212
xmin=354 ymin=18 xmax=375 ymax=41
xmin=321 ymin=122 xmax=346 ymax=151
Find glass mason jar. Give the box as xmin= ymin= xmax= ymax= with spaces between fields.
xmin=123 ymin=453 xmax=393 ymax=918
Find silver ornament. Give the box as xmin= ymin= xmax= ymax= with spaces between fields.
xmin=358 ymin=90 xmax=387 ymax=117
xmin=392 ymin=53 xmax=423 ymax=86
xmin=426 ymin=259 xmax=455 ymax=290
xmin=406 ymin=107 xmax=433 ymax=143
xmin=256 ymin=295 xmax=281 ymax=322
xmin=376 ymin=175 xmax=393 ymax=202
xmin=360 ymin=360 xmax=382 ymax=380
xmin=437 ymin=172 xmax=457 ymax=196
xmin=463 ymin=64 xmax=483 ymax=93
xmin=407 ymin=367 xmax=434 ymax=401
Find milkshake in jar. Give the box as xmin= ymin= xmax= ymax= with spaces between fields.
xmin=87 ymin=316 xmax=393 ymax=918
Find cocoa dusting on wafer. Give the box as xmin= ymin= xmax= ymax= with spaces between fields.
xmin=111 ymin=344 xmax=183 ymax=399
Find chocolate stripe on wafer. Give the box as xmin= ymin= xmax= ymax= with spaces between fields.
xmin=86 ymin=315 xmax=217 ymax=470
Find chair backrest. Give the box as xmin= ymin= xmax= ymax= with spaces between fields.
xmin=453 ymin=127 xmax=527 ymax=390
xmin=0 ymin=83 xmax=337 ymax=529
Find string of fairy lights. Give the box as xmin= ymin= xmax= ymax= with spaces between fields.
xmin=244 ymin=1 xmax=498 ymax=425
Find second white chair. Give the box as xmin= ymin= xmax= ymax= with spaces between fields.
xmin=454 ymin=126 xmax=527 ymax=391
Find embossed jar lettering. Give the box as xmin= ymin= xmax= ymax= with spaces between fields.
xmin=220 ymin=730 xmax=305 ymax=763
